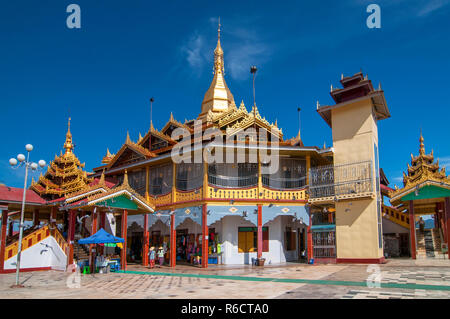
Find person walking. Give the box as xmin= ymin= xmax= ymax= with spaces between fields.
xmin=157 ymin=246 xmax=165 ymax=267
xmin=148 ymin=246 xmax=156 ymax=269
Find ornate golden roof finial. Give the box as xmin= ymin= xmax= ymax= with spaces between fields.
xmin=106 ymin=148 xmax=112 ymax=157
xmin=126 ymin=131 xmax=131 ymax=144
xmin=99 ymin=169 xmax=105 ymax=185
xmin=63 ymin=117 xmax=74 ymax=155
xmin=419 ymin=130 xmax=425 ymax=155
xmin=123 ymin=169 xmax=129 ymax=187
xmin=214 ymin=17 xmax=224 ymax=75
xmin=150 ymin=121 xmax=155 ymax=131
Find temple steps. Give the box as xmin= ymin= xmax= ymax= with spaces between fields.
xmin=416 ymin=229 xmax=448 ymax=259
xmin=73 ymin=241 xmax=89 ymax=260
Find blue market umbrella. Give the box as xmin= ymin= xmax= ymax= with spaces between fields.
xmin=78 ymin=228 xmax=124 ymax=244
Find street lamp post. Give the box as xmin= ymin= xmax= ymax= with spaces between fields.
xmin=9 ymin=144 xmax=46 ymax=287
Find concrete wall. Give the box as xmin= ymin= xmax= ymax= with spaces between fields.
xmin=382 ymin=218 xmax=409 ymax=234
xmin=4 ymin=236 xmax=67 ymax=271
xmin=332 ymin=99 xmax=384 ymax=260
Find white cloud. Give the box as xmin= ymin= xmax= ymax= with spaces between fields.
xmin=181 ymin=33 xmax=208 ymax=72
xmin=438 ymin=156 xmax=450 ymax=170
xmin=417 ymin=0 xmax=450 ymax=16
xmin=181 ymin=17 xmax=272 ymax=81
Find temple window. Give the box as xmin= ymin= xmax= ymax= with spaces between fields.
xmin=128 ymin=169 xmax=146 ymax=196
xmin=149 ymin=163 xmax=173 ymax=195
xmin=176 ymin=163 xmax=203 ymax=191
xmin=262 ymin=158 xmax=306 ymax=189
xmin=208 ymin=163 xmax=258 ymax=188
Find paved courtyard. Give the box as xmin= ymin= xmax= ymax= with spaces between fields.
xmin=0 ymin=259 xmax=450 ymax=299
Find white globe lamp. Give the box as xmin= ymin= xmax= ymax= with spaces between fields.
xmin=25 ymin=144 xmax=33 ymax=152
xmin=17 ymin=154 xmax=26 ymax=162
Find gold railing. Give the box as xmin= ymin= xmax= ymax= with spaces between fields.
xmin=52 ymin=227 xmax=69 ymax=255
xmin=260 ymin=186 xmax=306 ymax=201
xmin=208 ymin=186 xmax=259 ymax=200
xmin=5 ymin=225 xmax=51 ymax=261
xmin=175 ymin=188 xmax=203 ymax=203
xmin=382 ymin=204 xmax=409 ymax=229
xmin=151 ymin=192 xmax=172 ymax=207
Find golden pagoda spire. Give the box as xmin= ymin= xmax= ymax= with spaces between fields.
xmin=126 ymin=131 xmax=131 ymax=144
xmin=199 ymin=18 xmax=235 ymax=119
xmin=63 ymin=117 xmax=74 ymax=155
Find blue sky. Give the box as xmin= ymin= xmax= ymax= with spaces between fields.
xmin=1 ymin=0 xmax=450 ymax=188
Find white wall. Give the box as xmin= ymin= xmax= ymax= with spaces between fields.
xmin=219 ymin=215 xmax=306 ymax=265
xmin=4 ymin=236 xmax=67 ymax=271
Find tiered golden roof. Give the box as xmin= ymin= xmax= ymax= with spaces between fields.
xmin=30 ymin=118 xmax=92 ymax=199
xmin=389 ymin=133 xmax=449 ymax=200
xmin=402 ymin=133 xmax=447 ymax=187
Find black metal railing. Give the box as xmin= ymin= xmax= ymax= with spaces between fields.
xmin=309 ymin=161 xmax=373 ymax=199
xmin=208 ymin=174 xmax=258 ymax=188
xmin=262 ymin=175 xmax=306 ymax=190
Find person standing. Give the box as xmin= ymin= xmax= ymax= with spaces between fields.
xmin=419 ymin=217 xmax=425 ymax=233
xmin=148 ymin=246 xmax=156 ymax=269
xmin=157 ymin=246 xmax=165 ymax=267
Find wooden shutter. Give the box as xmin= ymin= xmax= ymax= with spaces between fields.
xmin=247 ymin=232 xmax=255 ymax=252
xmin=238 ymin=231 xmax=245 ymax=253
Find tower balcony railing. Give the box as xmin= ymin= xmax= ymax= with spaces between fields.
xmin=262 ymin=175 xmax=306 ymax=190
xmin=309 ymin=161 xmax=373 ymax=201
xmin=208 ymin=174 xmax=258 ymax=188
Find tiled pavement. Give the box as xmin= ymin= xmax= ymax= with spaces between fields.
xmin=0 ymin=260 xmax=450 ymax=299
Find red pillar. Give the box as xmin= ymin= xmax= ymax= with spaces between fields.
xmin=202 ymin=204 xmax=208 ymax=268
xmin=100 ymin=211 xmax=106 ymax=229
xmin=67 ymin=210 xmax=77 ymax=266
xmin=170 ymin=214 xmax=176 ymax=267
xmin=0 ymin=210 xmax=8 ymax=273
xmin=257 ymin=204 xmax=263 ymax=259
xmin=33 ymin=209 xmax=40 ymax=227
xmin=307 ymin=213 xmax=313 ymax=262
xmin=445 ymin=197 xmax=450 ymax=260
xmin=143 ymin=214 xmax=149 ymax=266
xmin=438 ymin=202 xmax=447 ymax=243
xmin=50 ymin=206 xmax=57 ymax=229
xmin=409 ymin=201 xmax=417 ymax=259
xmin=89 ymin=210 xmax=98 ymax=273
xmin=98 ymin=211 xmax=106 ymax=255
xmin=121 ymin=210 xmax=128 ymax=270
xmin=8 ymin=219 xmax=13 ymax=237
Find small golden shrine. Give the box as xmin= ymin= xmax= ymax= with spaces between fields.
xmin=30 ymin=118 xmax=92 ymax=200
xmin=390 ymin=133 xmax=450 ymax=206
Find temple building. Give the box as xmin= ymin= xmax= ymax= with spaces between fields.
xmin=4 ymin=22 xmax=447 ymax=274
xmin=388 ymin=134 xmax=450 ymax=259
